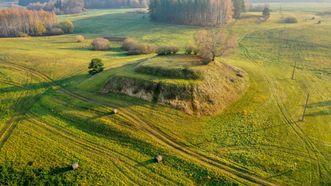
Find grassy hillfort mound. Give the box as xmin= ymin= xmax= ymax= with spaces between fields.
xmin=102 ymin=55 xmax=248 ymax=115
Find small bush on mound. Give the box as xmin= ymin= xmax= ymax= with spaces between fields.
xmin=60 ymin=20 xmax=74 ymax=33
xmin=185 ymin=46 xmax=194 ymax=54
xmin=283 ymin=16 xmax=298 ymax=24
xmin=122 ymin=38 xmax=155 ymax=55
xmin=185 ymin=46 xmax=199 ymax=55
xmin=156 ymin=46 xmax=179 ymax=56
xmin=76 ymin=35 xmax=85 ymax=43
xmin=88 ymin=58 xmax=104 ymax=75
xmin=92 ymin=38 xmax=110 ymax=51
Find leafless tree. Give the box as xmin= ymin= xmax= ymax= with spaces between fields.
xmin=194 ymin=30 xmax=237 ymax=64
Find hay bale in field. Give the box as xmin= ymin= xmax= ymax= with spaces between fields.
xmin=155 ymin=155 xmax=163 ymax=163
xmin=71 ymin=162 xmax=79 ymax=170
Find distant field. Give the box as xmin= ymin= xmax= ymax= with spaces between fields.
xmin=62 ymin=9 xmax=200 ymax=47
xmin=0 ymin=7 xmax=330 ymax=185
xmin=254 ymin=2 xmax=331 ymax=12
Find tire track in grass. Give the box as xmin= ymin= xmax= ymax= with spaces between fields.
xmin=240 ymin=33 xmax=331 ymax=183
xmin=2 ymin=61 xmax=279 ymax=185
xmin=26 ymin=118 xmax=141 ymax=186
xmin=287 ymin=41 xmax=331 ymax=181
xmin=240 ymin=41 xmax=317 ymax=183
xmin=0 ymin=67 xmax=49 ymax=150
xmin=26 ymin=113 xmax=182 ymax=186
xmin=0 ymin=72 xmax=31 ymax=149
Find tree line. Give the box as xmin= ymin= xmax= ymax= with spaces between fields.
xmin=0 ymin=7 xmax=74 ymax=37
xmin=23 ymin=0 xmax=85 ymax=14
xmin=149 ymin=0 xmax=238 ymax=26
xmin=84 ymin=0 xmax=149 ymax=9
xmin=19 ymin=0 xmax=149 ymax=10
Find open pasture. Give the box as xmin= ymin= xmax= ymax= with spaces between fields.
xmin=0 ymin=7 xmax=330 ymax=185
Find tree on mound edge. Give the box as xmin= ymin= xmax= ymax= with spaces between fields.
xmin=194 ymin=30 xmax=237 ymax=64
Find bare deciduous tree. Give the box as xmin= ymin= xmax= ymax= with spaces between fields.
xmin=194 ymin=30 xmax=237 ymax=64
xmin=0 ymin=7 xmax=58 ymax=37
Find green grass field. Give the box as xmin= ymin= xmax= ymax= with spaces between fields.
xmin=0 ymin=6 xmax=330 ymax=185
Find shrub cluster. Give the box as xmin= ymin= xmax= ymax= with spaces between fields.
xmin=156 ymin=46 xmax=179 ymax=56
xmin=92 ymin=38 xmax=110 ymax=51
xmin=76 ymin=35 xmax=85 ymax=43
xmin=122 ymin=38 xmax=155 ymax=55
xmin=135 ymin=65 xmax=200 ymax=80
xmin=185 ymin=46 xmax=199 ymax=55
xmin=283 ymin=16 xmax=298 ymax=24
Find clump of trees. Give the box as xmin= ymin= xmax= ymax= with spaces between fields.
xmin=262 ymin=7 xmax=271 ymax=20
xmin=85 ymin=0 xmax=149 ymax=9
xmin=0 ymin=7 xmax=59 ymax=37
xmin=92 ymin=38 xmax=110 ymax=50
xmin=19 ymin=0 xmax=48 ymax=6
xmin=122 ymin=38 xmax=155 ymax=55
xmin=233 ymin=0 xmax=246 ymax=19
xmin=60 ymin=20 xmax=74 ymax=33
xmin=149 ymin=0 xmax=234 ymax=26
xmin=22 ymin=0 xmax=148 ymax=11
xmin=88 ymin=58 xmax=104 ymax=75
xmin=194 ymin=30 xmax=237 ymax=64
xmin=24 ymin=0 xmax=85 ymax=14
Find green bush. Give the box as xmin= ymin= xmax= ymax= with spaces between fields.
xmin=88 ymin=58 xmax=104 ymax=75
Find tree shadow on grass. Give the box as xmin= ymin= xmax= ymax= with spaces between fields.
xmin=50 ymin=166 xmax=72 ymax=175
xmin=306 ymin=110 xmax=331 ymax=117
xmin=308 ymin=100 xmax=331 ymax=108
xmin=306 ymin=100 xmax=331 ymax=117
xmin=135 ymin=159 xmax=155 ymax=167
